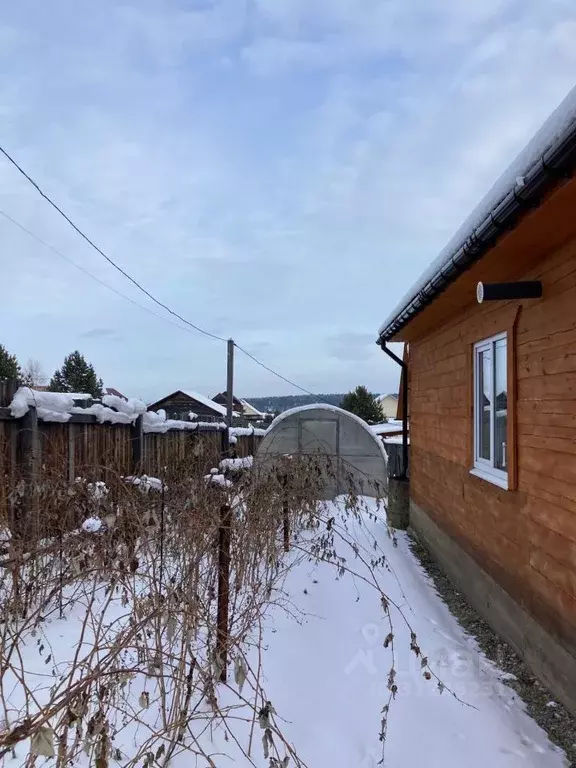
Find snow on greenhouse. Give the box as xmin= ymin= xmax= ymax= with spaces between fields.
xmin=256 ymin=404 xmax=387 ymax=499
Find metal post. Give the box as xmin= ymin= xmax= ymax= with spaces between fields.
xmin=282 ymin=474 xmax=290 ymax=552
xmin=378 ymin=341 xmax=409 ymax=480
xmin=216 ymin=503 xmax=232 ymax=682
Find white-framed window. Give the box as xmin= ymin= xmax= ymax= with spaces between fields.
xmin=472 ymin=332 xmax=508 ymax=489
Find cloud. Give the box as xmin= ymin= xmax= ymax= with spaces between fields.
xmin=79 ymin=328 xmax=119 ymax=340
xmin=1 ymin=0 xmax=575 ymax=398
xmin=244 ymin=0 xmax=512 ymax=74
xmin=327 ymin=332 xmax=378 ymax=361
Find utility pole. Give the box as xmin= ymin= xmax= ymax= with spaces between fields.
xmin=226 ymin=339 xmax=234 ymax=429
xmin=216 ymin=339 xmax=235 ymax=682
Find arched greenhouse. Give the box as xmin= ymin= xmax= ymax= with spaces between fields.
xmin=255 ymin=404 xmax=387 ymax=499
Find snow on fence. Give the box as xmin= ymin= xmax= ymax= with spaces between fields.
xmin=0 ymin=383 xmax=264 ymax=521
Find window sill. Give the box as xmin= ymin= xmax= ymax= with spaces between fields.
xmin=470 ymin=465 xmax=509 ymax=490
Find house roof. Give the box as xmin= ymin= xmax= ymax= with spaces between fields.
xmin=212 ymin=392 xmax=268 ymax=418
xmin=181 ymin=390 xmax=229 ymax=416
xmin=149 ymin=389 xmax=228 ymax=417
xmin=378 ymin=86 xmax=576 ymax=343
xmin=212 ymin=391 xmax=244 ymax=407
xmin=377 ymin=393 xmax=398 ymax=402
xmin=105 ymin=387 xmax=127 ymax=401
xmin=372 ymin=421 xmax=405 ymax=436
xmin=239 ymin=399 xmax=267 ymax=417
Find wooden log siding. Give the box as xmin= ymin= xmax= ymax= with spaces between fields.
xmin=409 ymin=236 xmax=576 ymax=658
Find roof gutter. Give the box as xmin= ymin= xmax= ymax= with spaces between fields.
xmin=377 ymin=118 xmax=576 ymax=343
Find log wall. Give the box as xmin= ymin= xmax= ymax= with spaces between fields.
xmin=410 ymin=233 xmax=576 ymax=659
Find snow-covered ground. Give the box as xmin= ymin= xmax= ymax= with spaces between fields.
xmin=256 ymin=498 xmax=565 ymax=767
xmin=1 ymin=497 xmax=565 ymax=767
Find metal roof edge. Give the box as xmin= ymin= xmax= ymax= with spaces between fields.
xmin=377 ymin=91 xmax=576 ymax=344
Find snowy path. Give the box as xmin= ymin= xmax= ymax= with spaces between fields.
xmin=258 ymin=499 xmax=566 ymax=768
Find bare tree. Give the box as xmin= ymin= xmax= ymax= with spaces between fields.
xmin=21 ymin=358 xmax=47 ymax=388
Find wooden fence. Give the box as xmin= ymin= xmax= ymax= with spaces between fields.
xmin=0 ymin=382 xmax=262 ymax=524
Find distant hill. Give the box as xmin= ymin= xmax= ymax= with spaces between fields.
xmin=246 ymin=393 xmax=381 ymax=415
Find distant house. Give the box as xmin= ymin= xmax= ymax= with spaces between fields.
xmin=213 ymin=392 xmax=272 ymax=423
xmin=212 ymin=392 xmax=244 ymax=413
xmin=376 ymin=89 xmax=576 ymax=714
xmin=148 ymin=390 xmax=229 ymax=422
xmin=377 ymin=393 xmax=399 ymax=420
xmin=104 ymin=387 xmax=127 ymax=401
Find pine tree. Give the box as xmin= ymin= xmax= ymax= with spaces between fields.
xmin=340 ymin=385 xmax=382 ymax=425
xmin=0 ymin=344 xmax=22 ymax=381
xmin=49 ymin=351 xmax=103 ymax=398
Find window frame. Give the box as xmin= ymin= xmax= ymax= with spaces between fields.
xmin=471 ymin=331 xmax=508 ymax=490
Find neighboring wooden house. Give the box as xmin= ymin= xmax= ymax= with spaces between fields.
xmin=212 ymin=392 xmax=244 ymax=414
xmin=213 ymin=392 xmax=272 ymax=424
xmin=104 ymin=387 xmax=127 ymax=401
xmin=377 ymin=89 xmax=576 ymax=713
xmin=148 ymin=389 xmax=228 ymax=422
xmin=239 ymin=398 xmax=272 ymax=424
xmin=377 ymin=393 xmax=399 ymax=420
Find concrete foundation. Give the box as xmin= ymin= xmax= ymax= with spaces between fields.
xmin=410 ymin=499 xmax=576 ymax=716
xmin=387 ymin=478 xmax=410 ymax=530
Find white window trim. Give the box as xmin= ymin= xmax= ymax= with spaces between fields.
xmin=472 ymin=332 xmax=508 ymax=490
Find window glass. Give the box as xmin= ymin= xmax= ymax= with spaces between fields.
xmin=474 ymin=333 xmax=508 ymax=486
xmin=478 ymin=349 xmax=491 ymax=461
xmin=494 ymin=339 xmax=507 ymax=470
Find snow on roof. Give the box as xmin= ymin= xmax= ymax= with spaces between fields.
xmin=180 ymin=389 xmax=228 ymax=416
xmin=371 ymin=421 xmax=405 ymax=436
xmin=239 ymin=399 xmax=267 ymax=417
xmin=105 ymin=387 xmax=127 ymax=400
xmin=376 ymin=393 xmax=398 ymax=402
xmin=379 ymin=85 xmax=576 ymax=337
xmin=382 ymin=435 xmax=411 ymax=445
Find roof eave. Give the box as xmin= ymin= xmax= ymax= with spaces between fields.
xmin=378 ymin=117 xmax=576 ymax=344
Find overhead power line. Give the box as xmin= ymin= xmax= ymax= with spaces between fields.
xmin=0 ymin=146 xmax=322 ymax=400
xmin=234 ymin=343 xmax=318 ymax=398
xmin=0 ymin=209 xmax=202 ymax=339
xmin=0 ymin=145 xmax=227 ymax=343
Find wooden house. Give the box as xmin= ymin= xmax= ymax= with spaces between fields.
xmin=213 ymin=392 xmax=272 ymax=424
xmin=377 ymin=89 xmax=576 ymax=713
xmin=212 ymin=392 xmax=244 ymax=413
xmin=148 ymin=389 xmax=229 ymax=422
xmin=377 ymin=393 xmax=399 ymax=420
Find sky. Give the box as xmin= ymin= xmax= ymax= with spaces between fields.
xmin=1 ymin=1 xmax=576 ymax=402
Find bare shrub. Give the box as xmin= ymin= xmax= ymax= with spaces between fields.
xmin=0 ymin=451 xmax=460 ymax=766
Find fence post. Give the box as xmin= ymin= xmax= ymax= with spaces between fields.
xmin=0 ymin=378 xmax=20 ymax=408
xmin=68 ymin=423 xmax=76 ymax=483
xmin=282 ymin=474 xmax=290 ymax=552
xmin=21 ymin=406 xmax=40 ymax=481
xmin=131 ymin=415 xmax=144 ymax=473
xmin=18 ymin=406 xmax=40 ymax=538
xmin=216 ymin=502 xmax=232 ymax=682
